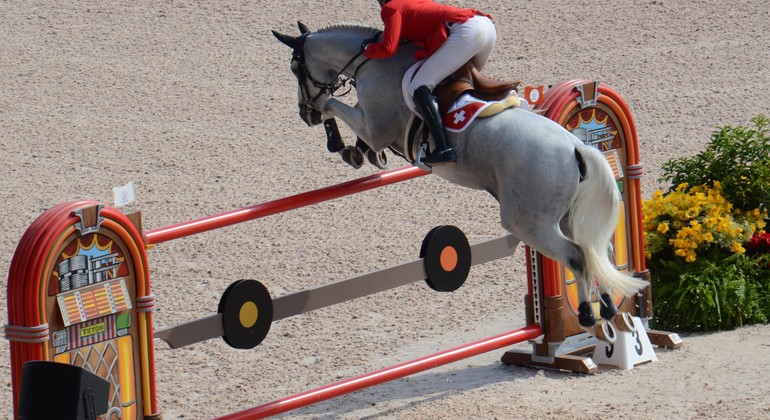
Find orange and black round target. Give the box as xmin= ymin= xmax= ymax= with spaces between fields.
xmin=420 ymin=225 xmax=471 ymax=292
xmin=218 ymin=279 xmax=273 ymax=349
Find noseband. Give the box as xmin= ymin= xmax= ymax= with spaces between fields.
xmin=291 ymin=33 xmax=370 ymax=114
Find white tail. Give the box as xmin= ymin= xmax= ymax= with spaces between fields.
xmin=569 ymin=146 xmax=649 ymax=297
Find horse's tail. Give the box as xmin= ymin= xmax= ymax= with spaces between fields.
xmin=569 ymin=146 xmax=649 ymax=297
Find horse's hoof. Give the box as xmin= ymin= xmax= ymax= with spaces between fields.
xmin=578 ymin=302 xmax=596 ymax=327
xmin=594 ymin=320 xmax=617 ymax=344
xmin=340 ymin=145 xmax=364 ymax=169
xmin=599 ymin=293 xmax=618 ymax=321
xmin=324 ymin=118 xmax=345 ymax=153
xmin=366 ymin=149 xmax=387 ymax=169
xmin=613 ymin=311 xmax=637 ymax=333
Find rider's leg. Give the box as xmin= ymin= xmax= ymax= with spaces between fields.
xmin=406 ymin=15 xmax=498 ymax=164
xmin=463 ymin=15 xmax=497 ymax=71
xmin=412 ymin=85 xmax=456 ymax=164
xmin=409 ymin=16 xmax=496 ymax=94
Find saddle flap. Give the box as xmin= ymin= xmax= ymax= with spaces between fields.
xmin=471 ymin=66 xmax=520 ymax=98
xmin=434 ymin=62 xmax=520 ymax=114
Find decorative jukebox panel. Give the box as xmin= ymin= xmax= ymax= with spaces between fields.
xmin=528 ymin=81 xmax=648 ymax=340
xmin=48 ymin=229 xmax=141 ymax=419
xmin=5 ymin=202 xmax=159 ymax=419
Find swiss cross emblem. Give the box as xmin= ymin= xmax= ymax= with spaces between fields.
xmin=453 ymin=110 xmax=467 ymax=125
xmin=444 ymin=101 xmax=486 ymax=131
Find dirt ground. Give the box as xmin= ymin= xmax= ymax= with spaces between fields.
xmin=2 ymin=1 xmax=769 ymax=418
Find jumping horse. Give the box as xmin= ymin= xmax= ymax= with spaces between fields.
xmin=272 ymin=22 xmax=648 ymax=337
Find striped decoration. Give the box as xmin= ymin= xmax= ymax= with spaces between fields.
xmin=603 ymin=150 xmax=625 ymax=180
xmin=3 ymin=323 xmax=50 ymax=343
xmin=69 ymin=315 xmax=117 ymax=349
xmin=136 ymin=293 xmax=156 ymax=313
xmin=57 ymin=278 xmax=133 ymax=327
xmin=627 ymin=163 xmax=644 ymax=179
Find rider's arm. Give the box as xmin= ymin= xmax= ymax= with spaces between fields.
xmin=364 ymin=7 xmax=401 ymax=58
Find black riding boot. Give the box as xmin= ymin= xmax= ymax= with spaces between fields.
xmin=413 ymin=85 xmax=456 ymax=165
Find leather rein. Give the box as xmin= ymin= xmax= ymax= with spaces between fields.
xmin=292 ymin=33 xmax=371 ymax=113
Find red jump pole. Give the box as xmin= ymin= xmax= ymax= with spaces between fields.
xmin=216 ymin=325 xmax=542 ymax=420
xmin=144 ymin=166 xmax=427 ymax=245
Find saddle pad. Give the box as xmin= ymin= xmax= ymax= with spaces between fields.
xmin=443 ymin=93 xmax=520 ymax=132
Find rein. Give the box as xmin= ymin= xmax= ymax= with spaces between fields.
xmin=293 ymin=33 xmax=370 ymax=108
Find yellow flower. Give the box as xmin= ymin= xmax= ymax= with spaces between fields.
xmin=642 ymin=180 xmax=764 ymax=262
xmin=657 ymin=222 xmax=670 ymax=233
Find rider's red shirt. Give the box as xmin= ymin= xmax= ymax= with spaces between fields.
xmin=364 ymin=0 xmax=491 ymax=60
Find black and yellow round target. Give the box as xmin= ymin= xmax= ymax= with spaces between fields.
xmin=218 ymin=279 xmax=273 ymax=349
xmin=420 ymin=225 xmax=471 ymax=292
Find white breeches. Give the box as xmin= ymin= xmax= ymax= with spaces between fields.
xmin=402 ymin=15 xmax=497 ymax=113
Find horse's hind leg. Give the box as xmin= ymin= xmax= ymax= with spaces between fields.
xmin=595 ymin=243 xmax=618 ymax=321
xmin=504 ymin=216 xmax=598 ymax=329
xmin=541 ymin=232 xmax=598 ymax=329
xmin=599 ymin=291 xmax=618 ymax=321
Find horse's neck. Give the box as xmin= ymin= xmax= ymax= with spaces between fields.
xmin=309 ymin=31 xmax=370 ymax=75
xmin=357 ymin=46 xmax=420 ymax=150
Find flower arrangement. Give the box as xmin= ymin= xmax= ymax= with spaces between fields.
xmin=644 ymin=116 xmax=770 ymax=332
xmin=747 ymin=232 xmax=770 ymax=269
xmin=643 ymin=182 xmax=767 ymax=263
xmin=748 ymin=232 xmax=770 ymax=255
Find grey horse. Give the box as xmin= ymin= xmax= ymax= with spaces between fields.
xmin=272 ymin=22 xmax=648 ymax=335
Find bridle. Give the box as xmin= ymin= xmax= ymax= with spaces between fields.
xmin=291 ymin=33 xmax=371 ymax=115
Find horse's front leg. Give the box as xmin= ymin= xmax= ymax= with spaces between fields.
xmin=323 ymin=98 xmax=386 ymax=169
xmin=323 ymin=98 xmax=369 ymax=143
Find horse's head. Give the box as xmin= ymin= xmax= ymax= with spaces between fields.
xmin=272 ymin=22 xmax=332 ymax=127
xmin=273 ymin=22 xmax=380 ymax=128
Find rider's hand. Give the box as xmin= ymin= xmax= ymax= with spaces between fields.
xmin=361 ymin=31 xmax=382 ymax=54
xmin=361 ymin=37 xmax=377 ymax=53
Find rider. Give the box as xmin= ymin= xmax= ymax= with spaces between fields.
xmin=363 ymin=0 xmax=496 ymax=165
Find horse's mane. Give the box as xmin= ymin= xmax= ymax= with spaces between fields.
xmin=317 ymin=24 xmax=379 ymax=35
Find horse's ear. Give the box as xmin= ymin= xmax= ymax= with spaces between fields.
xmin=272 ymin=30 xmax=299 ymax=49
xmin=297 ymin=21 xmax=311 ymax=34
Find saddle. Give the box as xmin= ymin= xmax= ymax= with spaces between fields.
xmin=434 ymin=62 xmax=520 ymax=115
xmin=403 ymin=63 xmax=521 ymax=165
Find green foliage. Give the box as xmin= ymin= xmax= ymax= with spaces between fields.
xmin=660 ymin=115 xmax=770 ymax=212
xmin=650 ymin=251 xmax=770 ymax=331
xmin=647 ymin=115 xmax=770 ymax=332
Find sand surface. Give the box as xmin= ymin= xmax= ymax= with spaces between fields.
xmin=2 ymin=1 xmax=770 ymax=418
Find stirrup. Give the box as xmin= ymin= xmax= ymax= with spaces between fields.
xmin=422 ymin=147 xmax=457 ymax=165
xmin=414 ymin=142 xmax=433 ymax=172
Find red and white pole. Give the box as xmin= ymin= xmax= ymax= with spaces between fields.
xmin=144 ymin=166 xmax=427 ymax=244
xmin=217 ymin=325 xmax=542 ymax=419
